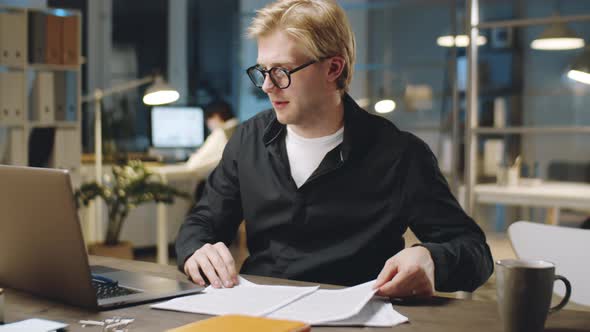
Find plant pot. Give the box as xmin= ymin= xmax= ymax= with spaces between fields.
xmin=88 ymin=241 xmax=134 ymax=260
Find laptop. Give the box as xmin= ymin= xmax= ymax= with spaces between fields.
xmin=0 ymin=165 xmax=203 ymax=310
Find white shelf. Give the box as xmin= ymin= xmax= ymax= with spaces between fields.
xmin=475 ymin=126 xmax=590 ymax=135
xmin=0 ymin=63 xmax=26 ymax=70
xmin=29 ymin=121 xmax=78 ymax=129
xmin=463 ymin=1 xmax=590 ymax=214
xmin=0 ymin=63 xmax=81 ymax=71
xmin=477 ymin=14 xmax=590 ymax=29
xmin=29 ymin=63 xmax=81 ymax=71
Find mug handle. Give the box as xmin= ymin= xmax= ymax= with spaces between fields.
xmin=549 ymin=275 xmax=571 ymax=314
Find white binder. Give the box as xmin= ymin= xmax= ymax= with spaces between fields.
xmin=8 ymin=128 xmax=27 ymax=166
xmin=0 ymin=71 xmax=25 ymax=125
xmin=8 ymin=71 xmax=25 ymax=123
xmin=0 ymin=71 xmax=8 ymax=124
xmin=0 ymin=12 xmax=11 ymax=65
xmin=0 ymin=127 xmax=8 ymax=163
xmin=31 ymin=71 xmax=55 ymax=124
xmin=0 ymin=10 xmax=27 ymax=66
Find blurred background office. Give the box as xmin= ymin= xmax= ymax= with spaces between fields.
xmin=0 ymin=0 xmax=589 ymax=307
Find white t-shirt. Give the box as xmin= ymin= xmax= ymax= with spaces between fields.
xmin=285 ymin=125 xmax=344 ymax=188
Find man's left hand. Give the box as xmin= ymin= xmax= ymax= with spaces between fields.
xmin=373 ymin=246 xmax=435 ymax=298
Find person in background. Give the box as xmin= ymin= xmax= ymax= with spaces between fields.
xmin=186 ymin=100 xmax=238 ymax=201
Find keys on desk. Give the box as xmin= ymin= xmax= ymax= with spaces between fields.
xmin=80 ymin=316 xmax=135 ymax=331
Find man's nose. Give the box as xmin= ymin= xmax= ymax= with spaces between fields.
xmin=261 ymin=74 xmax=276 ymax=93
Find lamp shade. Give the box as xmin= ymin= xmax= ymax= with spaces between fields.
xmin=567 ymin=47 xmax=590 ymax=84
xmin=143 ymin=76 xmax=180 ymax=105
xmin=531 ymin=23 xmax=585 ymax=51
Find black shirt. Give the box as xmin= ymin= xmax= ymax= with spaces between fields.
xmin=176 ymin=94 xmax=493 ymax=292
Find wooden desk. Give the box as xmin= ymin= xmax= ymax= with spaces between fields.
xmin=4 ymin=256 xmax=590 ymax=331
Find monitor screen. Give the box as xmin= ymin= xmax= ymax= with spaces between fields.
xmin=151 ymin=106 xmax=205 ymax=148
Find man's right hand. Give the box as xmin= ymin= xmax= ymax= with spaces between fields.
xmin=183 ymin=242 xmax=239 ymax=288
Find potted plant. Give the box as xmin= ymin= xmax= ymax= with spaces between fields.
xmin=75 ymin=160 xmax=190 ymax=259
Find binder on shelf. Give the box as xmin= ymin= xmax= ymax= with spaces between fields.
xmin=28 ymin=11 xmax=47 ymax=64
xmin=28 ymin=12 xmax=62 ymax=65
xmin=0 ymin=10 xmax=27 ymax=66
xmin=0 ymin=71 xmax=25 ymax=125
xmin=31 ymin=71 xmax=55 ymax=124
xmin=45 ymin=14 xmax=62 ymax=65
xmin=0 ymin=11 xmax=8 ymax=65
xmin=0 ymin=71 xmax=8 ymax=124
xmin=53 ymin=72 xmax=66 ymax=120
xmin=65 ymin=71 xmax=77 ymax=120
xmin=54 ymin=72 xmax=77 ymax=122
xmin=0 ymin=127 xmax=8 ymax=163
xmin=8 ymin=128 xmax=27 ymax=166
xmin=61 ymin=15 xmax=78 ymax=65
xmin=8 ymin=71 xmax=25 ymax=123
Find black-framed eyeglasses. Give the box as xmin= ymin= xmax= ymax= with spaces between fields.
xmin=246 ymin=60 xmax=318 ymax=90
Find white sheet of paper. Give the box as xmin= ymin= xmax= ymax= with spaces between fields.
xmin=152 ymin=277 xmax=409 ymax=327
xmin=267 ymin=280 xmax=378 ymax=324
xmin=321 ymin=297 xmax=409 ymax=327
xmin=0 ymin=318 xmax=68 ymax=332
xmin=151 ymin=276 xmax=318 ymax=316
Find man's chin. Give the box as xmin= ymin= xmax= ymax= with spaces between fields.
xmin=273 ymin=109 xmax=291 ymax=125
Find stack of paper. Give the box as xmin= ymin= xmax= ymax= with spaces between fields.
xmin=0 ymin=318 xmax=68 ymax=332
xmin=152 ymin=277 xmax=408 ymax=327
xmin=153 ymin=277 xmax=318 ymax=316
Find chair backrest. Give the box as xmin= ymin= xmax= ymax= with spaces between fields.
xmin=508 ymin=221 xmax=590 ymax=306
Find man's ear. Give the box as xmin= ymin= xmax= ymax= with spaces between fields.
xmin=326 ymin=56 xmax=346 ymax=84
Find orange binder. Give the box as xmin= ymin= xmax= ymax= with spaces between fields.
xmin=45 ymin=14 xmax=62 ymax=64
xmin=61 ymin=15 xmax=78 ymax=65
xmin=166 ymin=315 xmax=311 ymax=332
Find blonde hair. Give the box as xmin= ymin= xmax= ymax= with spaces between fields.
xmin=248 ymin=0 xmax=356 ymax=92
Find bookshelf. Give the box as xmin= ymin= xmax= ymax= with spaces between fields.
xmin=0 ymin=5 xmax=82 ymax=185
xmin=464 ymin=0 xmax=590 ymax=215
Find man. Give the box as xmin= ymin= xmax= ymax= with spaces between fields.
xmin=176 ymin=0 xmax=493 ymax=298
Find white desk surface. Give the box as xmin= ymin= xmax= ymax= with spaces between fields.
xmin=475 ymin=180 xmax=590 ymax=211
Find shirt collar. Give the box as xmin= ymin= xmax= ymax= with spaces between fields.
xmin=262 ymin=93 xmax=368 ymax=162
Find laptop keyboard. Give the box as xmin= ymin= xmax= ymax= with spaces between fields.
xmin=92 ymin=280 xmax=140 ymax=300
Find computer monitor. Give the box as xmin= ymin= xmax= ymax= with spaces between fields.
xmin=151 ymin=106 xmax=205 ymax=148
